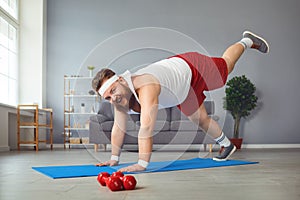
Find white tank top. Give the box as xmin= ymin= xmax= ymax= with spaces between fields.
xmin=127 ymin=57 xmax=192 ymax=109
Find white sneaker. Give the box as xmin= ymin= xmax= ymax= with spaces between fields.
xmin=243 ymin=30 xmax=269 ymax=53
xmin=213 ymin=143 xmax=237 ymax=161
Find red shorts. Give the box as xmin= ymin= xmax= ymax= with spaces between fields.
xmin=174 ymin=52 xmax=228 ymax=116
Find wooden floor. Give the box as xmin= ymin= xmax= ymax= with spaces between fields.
xmin=0 ymin=148 xmax=299 ymax=200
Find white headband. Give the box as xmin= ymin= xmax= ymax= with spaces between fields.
xmin=98 ymin=75 xmax=119 ymax=96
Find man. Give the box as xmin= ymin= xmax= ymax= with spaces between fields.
xmin=92 ymin=31 xmax=269 ymax=172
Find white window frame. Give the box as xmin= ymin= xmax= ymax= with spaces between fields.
xmin=0 ymin=0 xmax=19 ymax=106
xmin=0 ymin=0 xmax=18 ymax=21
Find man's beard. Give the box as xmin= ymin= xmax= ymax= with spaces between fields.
xmin=114 ymin=82 xmax=134 ymax=112
xmin=115 ymin=103 xmax=129 ymax=112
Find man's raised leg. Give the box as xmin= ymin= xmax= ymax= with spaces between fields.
xmin=222 ymin=30 xmax=269 ymax=74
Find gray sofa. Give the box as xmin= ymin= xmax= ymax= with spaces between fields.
xmin=89 ymin=101 xmax=217 ymax=152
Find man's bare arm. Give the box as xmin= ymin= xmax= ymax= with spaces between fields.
xmin=118 ymin=82 xmax=160 ymax=172
xmin=111 ymin=107 xmax=128 ymax=157
xmin=137 ymin=84 xmax=159 ymax=163
xmin=96 ymin=106 xmax=127 ymax=166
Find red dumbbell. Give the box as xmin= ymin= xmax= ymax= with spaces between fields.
xmin=122 ymin=175 xmax=137 ymax=190
xmin=97 ymin=172 xmax=110 ymax=186
xmin=106 ymin=176 xmax=123 ymax=191
xmin=111 ymin=171 xmax=124 ymax=179
xmin=97 ymin=171 xmax=137 ymax=191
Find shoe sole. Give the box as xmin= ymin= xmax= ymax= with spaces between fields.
xmin=212 ymin=145 xmax=237 ymax=162
xmin=243 ymin=30 xmax=270 ymax=53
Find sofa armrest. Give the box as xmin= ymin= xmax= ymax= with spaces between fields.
xmin=210 ymin=115 xmax=219 ymax=121
xmin=90 ymin=114 xmax=110 ymax=124
xmin=89 ymin=114 xmax=113 ymax=145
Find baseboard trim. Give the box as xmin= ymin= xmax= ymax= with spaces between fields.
xmin=43 ymin=143 xmax=300 ymax=151
xmin=0 ymin=146 xmax=10 ymax=152
xmin=152 ymin=144 xmax=300 ymax=151
xmin=241 ymin=144 xmax=300 ymax=149
xmin=52 ymin=143 xmax=95 ymax=149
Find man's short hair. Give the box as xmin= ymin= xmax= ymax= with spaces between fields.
xmin=92 ymin=68 xmax=116 ymax=94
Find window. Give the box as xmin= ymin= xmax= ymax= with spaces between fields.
xmin=0 ymin=0 xmax=18 ymax=106
xmin=0 ymin=0 xmax=18 ymax=20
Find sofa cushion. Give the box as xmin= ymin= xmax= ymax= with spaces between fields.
xmin=170 ymin=121 xmax=200 ymax=131
xmin=170 ymin=101 xmax=215 ymax=120
xmin=100 ymin=121 xmax=114 ymax=131
xmin=136 ymin=120 xmax=170 ymax=131
xmin=166 ymin=131 xmax=201 ymax=144
xmin=156 ymin=108 xmax=171 ymax=121
xmin=98 ymin=100 xmax=114 ymax=120
xmin=170 ymin=106 xmax=189 ymax=121
xmin=203 ymin=101 xmax=215 ymax=115
xmin=101 ymin=121 xmax=136 ymax=131
xmin=164 ymin=131 xmax=209 ymax=144
xmin=126 ymin=121 xmax=136 ymax=131
xmin=128 ymin=113 xmax=140 ymax=122
xmin=90 ymin=114 xmax=110 ymax=124
xmin=134 ymin=108 xmax=171 ymax=131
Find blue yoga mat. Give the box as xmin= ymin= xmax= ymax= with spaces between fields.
xmin=32 ymin=158 xmax=258 ymax=179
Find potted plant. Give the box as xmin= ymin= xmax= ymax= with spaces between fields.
xmin=223 ymin=75 xmax=258 ymax=149
xmin=87 ymin=66 xmax=95 ymax=77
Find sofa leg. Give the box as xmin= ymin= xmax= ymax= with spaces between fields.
xmin=203 ymin=144 xmax=213 ymax=152
xmin=209 ymin=144 xmax=213 ymax=153
xmin=103 ymin=144 xmax=107 ymax=152
xmin=94 ymin=144 xmax=99 ymax=152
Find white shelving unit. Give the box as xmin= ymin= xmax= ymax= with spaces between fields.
xmin=63 ymin=75 xmax=100 ymax=148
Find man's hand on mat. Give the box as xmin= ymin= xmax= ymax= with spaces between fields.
xmin=118 ymin=164 xmax=146 ymax=172
xmin=95 ymin=160 xmax=118 ymax=167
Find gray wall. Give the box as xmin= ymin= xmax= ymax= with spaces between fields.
xmin=47 ymin=0 xmax=300 ymax=144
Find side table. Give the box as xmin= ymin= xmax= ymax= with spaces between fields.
xmin=17 ymin=105 xmax=53 ymax=151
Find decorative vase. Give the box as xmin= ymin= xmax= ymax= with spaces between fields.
xmin=87 ymin=66 xmax=95 ymax=77
xmin=230 ymin=138 xmax=243 ymax=149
